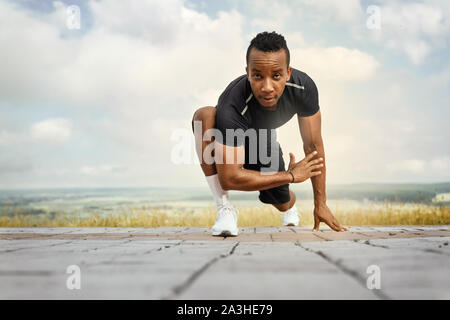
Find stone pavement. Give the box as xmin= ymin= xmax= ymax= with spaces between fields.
xmin=0 ymin=226 xmax=449 ymax=299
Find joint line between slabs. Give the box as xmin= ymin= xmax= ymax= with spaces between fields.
xmin=1 ymin=240 xmax=74 ymax=253
xmin=165 ymin=242 xmax=240 ymax=299
xmin=356 ymin=238 xmax=450 ymax=257
xmin=294 ymin=241 xmax=391 ymax=300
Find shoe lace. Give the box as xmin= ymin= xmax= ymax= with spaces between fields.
xmin=218 ymin=202 xmax=237 ymax=219
xmin=284 ymin=207 xmax=297 ymax=219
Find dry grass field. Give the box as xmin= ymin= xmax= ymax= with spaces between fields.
xmin=0 ymin=200 xmax=448 ymax=227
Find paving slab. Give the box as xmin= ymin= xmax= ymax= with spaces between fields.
xmin=0 ymin=226 xmax=449 ymax=299
xmin=177 ymin=242 xmax=376 ymax=300
xmin=300 ymin=238 xmax=450 ymax=299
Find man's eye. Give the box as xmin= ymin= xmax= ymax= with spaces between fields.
xmin=254 ymin=74 xmax=261 ymax=78
xmin=274 ymin=74 xmax=281 ymax=79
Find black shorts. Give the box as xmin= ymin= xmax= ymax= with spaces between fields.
xmin=243 ymin=141 xmax=291 ymax=205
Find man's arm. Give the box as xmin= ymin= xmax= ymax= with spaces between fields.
xmin=214 ymin=142 xmax=292 ymax=191
xmin=297 ymin=110 xmax=326 ymax=204
xmin=214 ymin=142 xmax=321 ymax=191
xmin=298 ymin=110 xmax=347 ymax=232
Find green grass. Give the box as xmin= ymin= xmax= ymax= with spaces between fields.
xmin=0 ymin=201 xmax=448 ymax=227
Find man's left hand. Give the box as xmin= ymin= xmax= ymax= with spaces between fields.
xmin=313 ymin=203 xmax=348 ymax=232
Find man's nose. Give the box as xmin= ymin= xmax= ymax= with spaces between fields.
xmin=261 ymin=79 xmax=274 ymax=92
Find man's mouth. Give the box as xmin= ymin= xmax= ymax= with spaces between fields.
xmin=262 ymin=96 xmax=275 ymax=103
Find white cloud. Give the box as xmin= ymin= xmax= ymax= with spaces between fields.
xmin=431 ymin=156 xmax=450 ymax=171
xmin=0 ymin=154 xmax=33 ymax=175
xmin=290 ymin=46 xmax=379 ymax=82
xmin=370 ymin=1 xmax=450 ymax=64
xmin=429 ymin=66 xmax=450 ymax=87
xmin=31 ymin=118 xmax=72 ymax=143
xmin=0 ymin=0 xmax=246 ymax=184
xmin=284 ymin=32 xmax=306 ymax=48
xmin=249 ymin=1 xmax=293 ymax=31
xmin=386 ymin=159 xmax=426 ymax=174
xmin=80 ymin=164 xmax=127 ymax=176
xmin=385 ymin=157 xmax=450 ymax=180
xmin=303 ymin=0 xmax=364 ymax=24
xmin=0 ymin=130 xmax=24 ymax=146
xmin=0 ymin=0 xmax=245 ymax=108
xmin=294 ymin=0 xmax=450 ymax=65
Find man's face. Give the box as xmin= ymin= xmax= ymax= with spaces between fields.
xmin=246 ymin=48 xmax=292 ymax=109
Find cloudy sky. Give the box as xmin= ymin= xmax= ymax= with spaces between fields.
xmin=0 ymin=0 xmax=449 ymax=189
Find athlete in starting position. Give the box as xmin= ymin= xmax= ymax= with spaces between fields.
xmin=191 ymin=31 xmax=347 ymax=236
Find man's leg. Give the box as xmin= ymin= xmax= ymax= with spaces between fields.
xmin=191 ymin=106 xmax=238 ymax=236
xmin=262 ymin=188 xmax=299 ymax=226
xmin=191 ymin=106 xmax=217 ymax=176
xmin=272 ymin=190 xmax=296 ymax=212
xmin=255 ymin=144 xmax=300 ymax=226
xmin=192 ymin=106 xmax=228 ymax=205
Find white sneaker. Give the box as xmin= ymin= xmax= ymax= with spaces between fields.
xmin=283 ymin=204 xmax=299 ymax=226
xmin=211 ymin=203 xmax=238 ymax=237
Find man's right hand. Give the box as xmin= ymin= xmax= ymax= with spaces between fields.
xmin=287 ymin=151 xmax=323 ymax=183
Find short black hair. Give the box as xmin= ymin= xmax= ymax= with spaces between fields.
xmin=246 ymin=31 xmax=290 ymax=68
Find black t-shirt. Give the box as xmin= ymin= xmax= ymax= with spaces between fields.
xmin=215 ymin=68 xmax=320 ymax=147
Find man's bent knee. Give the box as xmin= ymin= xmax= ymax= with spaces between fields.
xmin=274 ymin=202 xmax=291 ymax=212
xmin=273 ymin=191 xmax=296 ymax=212
xmin=193 ymin=106 xmax=216 ymax=121
xmin=192 ymin=106 xmax=216 ymax=133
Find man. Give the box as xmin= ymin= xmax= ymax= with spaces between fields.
xmin=192 ymin=31 xmax=347 ymax=236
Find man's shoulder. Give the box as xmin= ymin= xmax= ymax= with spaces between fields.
xmin=222 ymin=74 xmax=248 ymax=94
xmin=215 ymin=74 xmax=251 ymax=133
xmin=217 ymin=74 xmax=250 ymax=113
xmin=288 ymin=68 xmax=314 ymax=87
xmin=283 ymin=68 xmax=317 ymax=101
xmin=284 ymin=68 xmax=320 ymax=117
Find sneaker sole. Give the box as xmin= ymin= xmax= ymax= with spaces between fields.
xmin=212 ymin=230 xmax=238 ymax=237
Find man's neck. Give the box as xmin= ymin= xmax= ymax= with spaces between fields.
xmin=261 ymin=104 xmax=277 ymax=111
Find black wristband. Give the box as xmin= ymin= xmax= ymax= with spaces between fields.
xmin=288 ymin=170 xmax=295 ymax=183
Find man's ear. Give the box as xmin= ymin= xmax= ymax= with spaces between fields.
xmin=287 ymin=66 xmax=292 ymax=81
xmin=245 ymin=66 xmax=249 ymax=80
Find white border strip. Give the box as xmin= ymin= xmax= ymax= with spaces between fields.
xmin=286 ymin=83 xmax=304 ymax=90
xmin=242 ymin=93 xmax=253 ymax=115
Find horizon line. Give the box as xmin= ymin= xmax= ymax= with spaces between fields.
xmin=0 ymin=181 xmax=449 ymax=192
